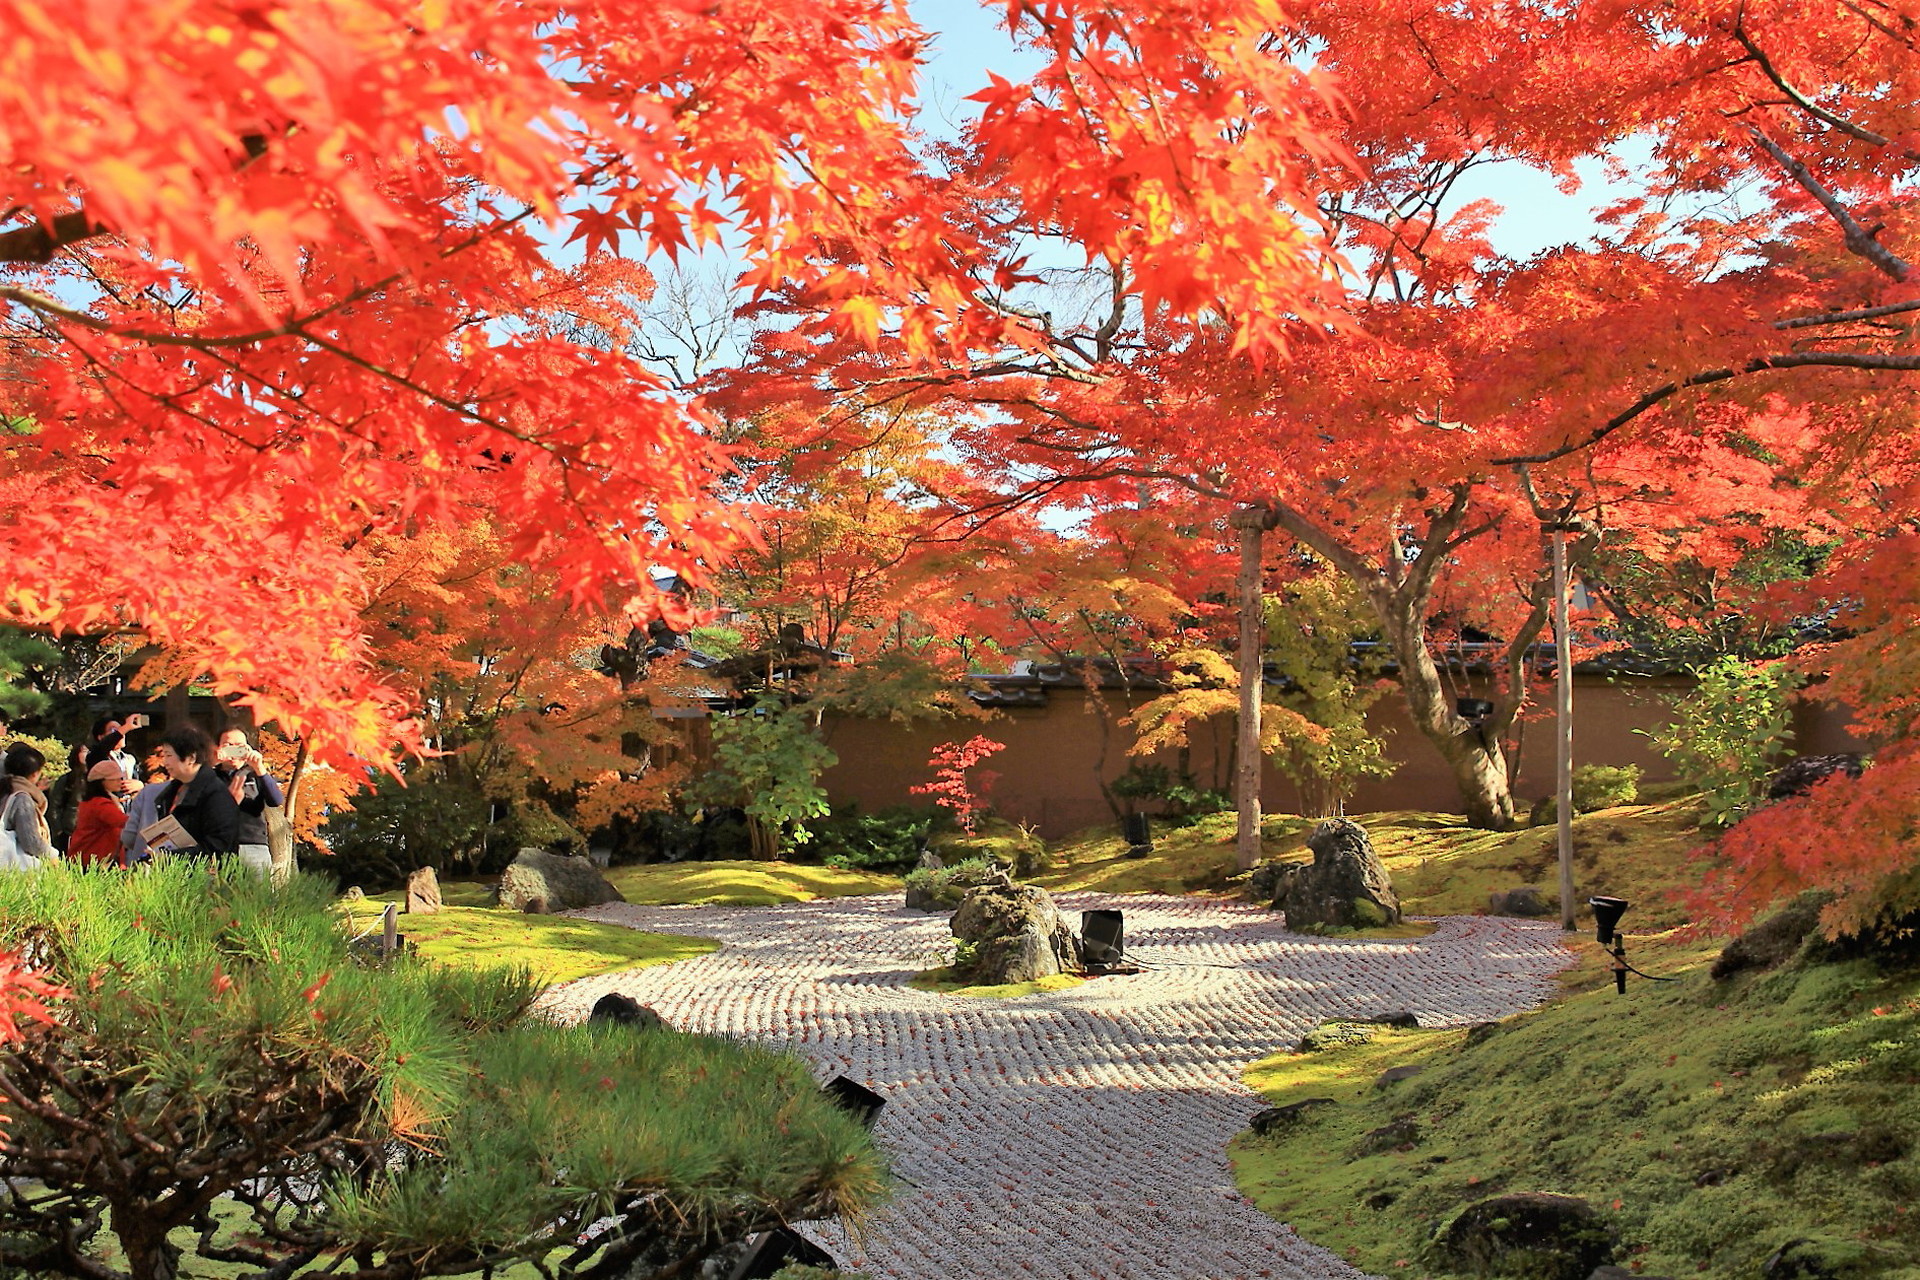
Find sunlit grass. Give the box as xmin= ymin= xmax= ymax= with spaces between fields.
xmin=603 ymin=859 xmax=900 ymax=906
xmin=343 ymin=898 xmax=714 ymax=985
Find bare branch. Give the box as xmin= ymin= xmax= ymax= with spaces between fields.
xmin=1746 ymin=124 xmax=1912 ymax=280
xmin=0 ymin=211 xmax=112 ymax=264
xmin=1491 ymin=349 xmax=1920 ymax=466
xmin=1774 ymin=298 xmax=1920 ymax=328
xmin=1732 ymin=25 xmax=1893 ymax=147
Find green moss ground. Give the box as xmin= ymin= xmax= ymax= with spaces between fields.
xmin=906 ymin=968 xmax=1087 ymax=998
xmin=342 ymin=898 xmax=715 ymax=984
xmin=1032 ymin=811 xmax=1318 ymax=895
xmin=604 ymin=859 xmax=899 ymax=906
xmin=1231 ymin=955 xmax=1920 ymax=1280
xmin=1358 ymin=800 xmax=1710 ymax=931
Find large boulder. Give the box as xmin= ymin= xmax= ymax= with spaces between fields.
xmin=949 ymin=875 xmax=1082 ymax=985
xmin=497 ymin=847 xmax=625 ymax=913
xmin=1432 ymin=1193 xmax=1616 ymax=1280
xmin=1271 ymin=818 xmax=1401 ymax=930
xmin=1767 ymin=753 xmax=1865 ymax=801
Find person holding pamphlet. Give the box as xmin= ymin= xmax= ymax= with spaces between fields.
xmin=149 ymin=727 xmax=240 ymax=858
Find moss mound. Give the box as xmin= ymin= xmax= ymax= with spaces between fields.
xmin=906 ymin=968 xmax=1086 ymax=998
xmin=603 ymin=859 xmax=899 ymax=906
xmin=344 ymin=897 xmax=715 ymax=984
xmin=1231 ymin=955 xmax=1920 ymax=1279
xmin=1033 ymin=811 xmax=1317 ymax=896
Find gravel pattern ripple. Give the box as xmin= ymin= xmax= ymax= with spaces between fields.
xmin=540 ymin=893 xmax=1573 ymax=1280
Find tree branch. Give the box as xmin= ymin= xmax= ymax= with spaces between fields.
xmin=1732 ymin=24 xmax=1894 ymax=147
xmin=1746 ymin=124 xmax=1912 ymax=281
xmin=0 ymin=211 xmax=112 ymax=264
xmin=1491 ymin=349 xmax=1920 ymax=466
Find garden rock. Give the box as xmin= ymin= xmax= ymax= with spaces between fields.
xmin=1374 ymin=1064 xmax=1425 ymax=1088
xmin=1762 ymin=1238 xmax=1851 ymax=1280
xmin=1767 ymin=753 xmax=1864 ymax=801
xmin=1711 ymin=890 xmax=1833 ymax=980
xmin=949 ymin=877 xmax=1082 ymax=984
xmin=498 ymin=847 xmax=626 ymax=913
xmin=1271 ymin=819 xmax=1401 ymax=930
xmin=1488 ymin=887 xmax=1552 ymax=918
xmin=1364 ymin=1010 xmax=1421 ymax=1029
xmin=405 ymin=865 xmax=442 ymax=914
xmin=1249 ymin=1098 xmax=1335 ymax=1137
xmin=1432 ymin=1193 xmax=1615 ymax=1280
xmin=1243 ymin=858 xmax=1297 ymax=904
xmin=1355 ymin=1115 xmax=1421 ymax=1156
xmin=588 ymin=992 xmax=671 ymax=1032
xmin=1295 ymin=1021 xmax=1377 ymax=1053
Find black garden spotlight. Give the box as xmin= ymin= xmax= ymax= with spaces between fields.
xmin=1589 ymin=896 xmax=1674 ymax=994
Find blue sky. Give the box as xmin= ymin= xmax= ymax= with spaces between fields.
xmin=907 ymin=0 xmax=1632 ymax=260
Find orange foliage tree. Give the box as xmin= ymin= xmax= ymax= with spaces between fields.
xmin=743 ymin=0 xmax=1920 ymax=862
xmin=0 ymin=0 xmax=1347 ymax=773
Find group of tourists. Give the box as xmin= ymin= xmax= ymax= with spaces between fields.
xmin=0 ymin=715 xmax=284 ymax=874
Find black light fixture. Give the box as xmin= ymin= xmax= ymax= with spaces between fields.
xmin=822 ymin=1076 xmax=885 ymax=1129
xmin=726 ymin=1227 xmax=836 ymax=1280
xmin=1588 ymin=896 xmax=1675 ymax=995
xmin=1456 ymin=697 xmax=1495 ymax=722
xmin=1590 ymin=895 xmax=1630 ymax=947
xmin=1082 ymin=909 xmax=1125 ymax=970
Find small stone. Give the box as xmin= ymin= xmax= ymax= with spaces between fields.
xmin=1364 ymin=1011 xmax=1421 ymax=1029
xmin=588 ymin=992 xmax=671 ymax=1032
xmin=1295 ymin=1021 xmax=1377 ymax=1053
xmin=1374 ymin=1064 xmax=1425 ymax=1088
xmin=523 ymin=896 xmax=548 ymax=915
xmin=342 ymin=886 xmax=365 ymax=901
xmin=1432 ymin=1192 xmax=1616 ymax=1280
xmin=1249 ymin=1098 xmax=1335 ymax=1137
xmin=1488 ymin=887 xmax=1553 ymax=918
xmin=404 ymin=865 xmax=442 ymax=914
xmin=1355 ymin=1116 xmax=1421 ymax=1156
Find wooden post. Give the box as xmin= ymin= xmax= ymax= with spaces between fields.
xmin=382 ymin=903 xmax=398 ymax=958
xmin=1230 ymin=507 xmax=1272 ymax=871
xmin=1553 ymin=526 xmax=1576 ymax=931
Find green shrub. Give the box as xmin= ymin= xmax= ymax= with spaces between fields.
xmin=1646 ymin=656 xmax=1799 ymax=829
xmin=1538 ymin=764 xmax=1644 ymax=823
xmin=813 ymin=806 xmax=935 ymax=873
xmin=937 ymin=818 xmax=1049 ymax=876
xmin=0 ymin=862 xmax=884 ymax=1279
xmin=1110 ymin=764 xmax=1230 ymax=825
xmin=1573 ymin=763 xmax=1640 ymax=811
xmin=904 ymin=856 xmax=999 ymax=909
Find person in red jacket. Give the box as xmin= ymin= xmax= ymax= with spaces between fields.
xmin=68 ymin=760 xmax=129 ymax=868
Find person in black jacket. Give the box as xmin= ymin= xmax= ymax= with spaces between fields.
xmin=155 ymin=726 xmax=241 ymax=857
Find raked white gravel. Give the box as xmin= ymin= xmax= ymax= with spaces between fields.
xmin=539 ymin=893 xmax=1573 ymax=1280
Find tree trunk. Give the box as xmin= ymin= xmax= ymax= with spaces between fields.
xmin=1229 ymin=507 xmax=1275 ymax=869
xmin=1374 ymin=587 xmax=1517 ymax=829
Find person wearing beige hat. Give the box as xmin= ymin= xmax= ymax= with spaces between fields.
xmin=69 ymin=759 xmax=130 ymax=868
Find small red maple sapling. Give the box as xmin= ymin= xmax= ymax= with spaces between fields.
xmin=911 ymin=736 xmax=1006 ymax=836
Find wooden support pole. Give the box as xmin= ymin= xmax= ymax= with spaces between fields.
xmin=1553 ymin=527 xmax=1576 ymax=931
xmin=1230 ymin=507 xmax=1272 ymax=871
